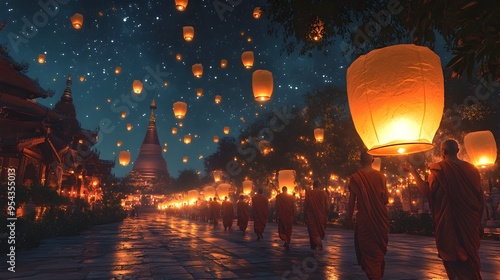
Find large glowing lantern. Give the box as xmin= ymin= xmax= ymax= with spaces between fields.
xmin=70 ymin=13 xmax=83 ymax=29
xmin=119 ymin=151 xmax=131 ymax=166
xmin=215 ymin=95 xmax=222 ymax=104
xmin=184 ymin=135 xmax=192 ymax=144
xmin=173 ymin=101 xmax=187 ymax=119
xmin=38 ymin=54 xmax=45 ymax=64
xmin=132 ymin=80 xmax=143 ymax=94
xmin=203 ymin=186 xmax=216 ymax=200
xmin=221 ymin=59 xmax=227 ymax=69
xmin=115 ymin=67 xmax=121 ymax=74
xmin=188 ymin=190 xmax=198 ymax=204
xmin=213 ymin=136 xmax=219 ymax=143
xmin=241 ymin=51 xmax=254 ymax=68
xmin=183 ymin=156 xmax=188 ymax=163
xmin=464 ymin=130 xmax=497 ymax=168
xmin=346 ymin=44 xmax=444 ymax=156
xmin=242 ymin=180 xmax=253 ymax=195
xmin=213 ymin=170 xmax=222 ymax=182
xmin=372 ymin=157 xmax=382 ymax=171
xmin=183 ymin=26 xmax=194 ymax=41
xmin=278 ymin=170 xmax=296 ymax=189
xmin=175 ymin=0 xmax=188 ymax=11
xmin=126 ymin=123 xmax=133 ymax=131
xmin=252 ymin=70 xmax=273 ymax=102
xmin=223 ymin=126 xmax=230 ymax=134
xmin=253 ymin=7 xmax=262 ymax=19
xmin=196 ymin=88 xmax=203 ymax=97
xmin=314 ymin=128 xmax=324 ymax=143
xmin=192 ymin=63 xmax=203 ymax=78
xmin=116 ymin=140 xmax=122 ymax=147
xmin=172 ymin=127 xmax=178 ymax=134
xmin=217 ymin=183 xmax=230 ymax=199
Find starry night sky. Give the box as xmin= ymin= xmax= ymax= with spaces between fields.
xmin=1 ymin=0 xmax=452 ymax=178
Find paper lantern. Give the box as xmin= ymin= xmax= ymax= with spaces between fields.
xmin=464 ymin=130 xmax=498 ymax=168
xmin=203 ymin=186 xmax=216 ymax=200
xmin=175 ymin=0 xmax=188 ymax=11
xmin=132 ymin=80 xmax=143 ymax=94
xmin=217 ymin=183 xmax=230 ymax=199
xmin=126 ymin=123 xmax=133 ymax=131
xmin=223 ymin=126 xmax=230 ymax=135
xmin=184 ymin=135 xmax=192 ymax=144
xmin=188 ymin=190 xmax=198 ymax=204
xmin=183 ymin=26 xmax=194 ymax=41
xmin=213 ymin=136 xmax=219 ymax=143
xmin=176 ymin=54 xmax=182 ymax=61
xmin=163 ymin=147 xmax=167 ymax=152
xmin=178 ymin=122 xmax=183 ymax=127
xmin=172 ymin=127 xmax=178 ymax=134
xmin=372 ymin=157 xmax=382 ymax=171
xmin=183 ymin=156 xmax=188 ymax=163
xmin=121 ymin=111 xmax=127 ymax=119
xmin=173 ymin=101 xmax=187 ymax=119
xmin=314 ymin=128 xmax=324 ymax=143
xmin=247 ymin=37 xmax=252 ymax=42
xmin=278 ymin=170 xmax=296 ymax=189
xmin=346 ymin=44 xmax=444 ymax=156
xmin=215 ymin=95 xmax=221 ymax=104
xmin=70 ymin=13 xmax=83 ymax=29
xmin=115 ymin=67 xmax=121 ymax=74
xmin=192 ymin=63 xmax=203 ymax=78
xmin=116 ymin=140 xmax=122 ymax=147
xmin=258 ymin=140 xmax=272 ymax=155
xmin=79 ymin=75 xmax=85 ymax=82
xmin=119 ymin=151 xmax=131 ymax=166
xmin=309 ymin=17 xmax=324 ymax=41
xmin=242 ymin=180 xmax=253 ymax=195
xmin=241 ymin=51 xmax=254 ymax=68
xmin=213 ymin=170 xmax=222 ymax=182
xmin=38 ymin=54 xmax=45 ymax=64
xmin=252 ymin=70 xmax=273 ymax=101
xmin=196 ymin=88 xmax=203 ymax=97
xmin=220 ymin=59 xmax=227 ymax=69
xmin=253 ymin=7 xmax=262 ymax=19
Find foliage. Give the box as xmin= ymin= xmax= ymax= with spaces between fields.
xmin=388 ymin=210 xmax=434 ymax=236
xmin=170 ymin=169 xmax=203 ymax=193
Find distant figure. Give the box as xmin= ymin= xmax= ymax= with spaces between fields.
xmin=406 ymin=139 xmax=484 ymax=280
xmin=222 ymin=196 xmax=235 ymax=231
xmin=251 ymin=188 xmax=269 ymax=240
xmin=210 ymin=197 xmax=221 ymax=226
xmin=275 ymin=186 xmax=295 ymax=248
xmin=237 ymin=195 xmax=249 ymax=233
xmin=348 ymin=151 xmax=389 ymax=280
xmin=207 ymin=198 xmax=213 ymax=223
xmin=304 ymin=180 xmax=330 ymax=252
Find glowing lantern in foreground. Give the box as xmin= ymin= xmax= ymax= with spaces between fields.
xmin=220 ymin=59 xmax=227 ymax=69
xmin=183 ymin=26 xmax=194 ymax=41
xmin=217 ymin=183 xmax=230 ymax=199
xmin=241 ymin=51 xmax=254 ymax=68
xmin=314 ymin=128 xmax=324 ymax=143
xmin=196 ymin=88 xmax=203 ymax=97
xmin=175 ymin=0 xmax=188 ymax=11
xmin=213 ymin=170 xmax=222 ymax=182
xmin=38 ymin=54 xmax=45 ymax=64
xmin=188 ymin=190 xmax=198 ymax=204
xmin=192 ymin=63 xmax=203 ymax=78
xmin=215 ymin=95 xmax=221 ymax=104
xmin=173 ymin=101 xmax=188 ymax=119
xmin=372 ymin=157 xmax=382 ymax=171
xmin=126 ymin=123 xmax=133 ymax=131
xmin=464 ymin=130 xmax=497 ymax=168
xmin=223 ymin=126 xmax=230 ymax=134
xmin=116 ymin=140 xmax=122 ymax=147
xmin=119 ymin=151 xmax=131 ymax=166
xmin=243 ymin=180 xmax=253 ymax=195
xmin=252 ymin=70 xmax=273 ymax=102
xmin=184 ymin=135 xmax=192 ymax=144
xmin=213 ymin=136 xmax=219 ymax=143
xmin=204 ymin=186 xmax=216 ymax=200
xmin=183 ymin=156 xmax=188 ymax=163
xmin=253 ymin=7 xmax=262 ymax=19
xmin=70 ymin=13 xmax=83 ymax=29
xmin=115 ymin=67 xmax=121 ymax=74
xmin=278 ymin=170 xmax=296 ymax=189
xmin=346 ymin=44 xmax=444 ymax=156
xmin=132 ymin=80 xmax=143 ymax=94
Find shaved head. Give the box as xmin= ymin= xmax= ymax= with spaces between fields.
xmin=360 ymin=151 xmax=374 ymax=166
xmin=441 ymin=139 xmax=459 ymax=158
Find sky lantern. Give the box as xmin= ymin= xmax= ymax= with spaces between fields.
xmin=178 ymin=122 xmax=183 ymax=127
xmin=221 ymin=59 xmax=227 ymax=69
xmin=79 ymin=75 xmax=85 ymax=82
xmin=115 ymin=67 xmax=121 ymax=74
xmin=252 ymin=69 xmax=273 ymax=101
xmin=196 ymin=88 xmax=203 ymax=97
xmin=346 ymin=44 xmax=444 ymax=156
xmin=464 ymin=130 xmax=497 ymax=168
xmin=121 ymin=111 xmax=127 ymax=119
xmin=119 ymin=151 xmax=131 ymax=166
xmin=163 ymin=147 xmax=167 ymax=152
xmin=126 ymin=123 xmax=133 ymax=131
xmin=217 ymin=183 xmax=230 ymax=199
xmin=175 ymin=0 xmax=188 ymax=11
xmin=258 ymin=140 xmax=272 ymax=155
xmin=215 ymin=95 xmax=221 ymax=104
xmin=192 ymin=63 xmax=203 ymax=78
xmin=176 ymin=54 xmax=182 ymax=61
xmin=241 ymin=51 xmax=254 ymax=68
xmin=182 ymin=156 xmax=188 ymax=163
xmin=203 ymin=186 xmax=216 ymax=200
xmin=314 ymin=128 xmax=324 ymax=143
xmin=213 ymin=170 xmax=222 ymax=182
xmin=309 ymin=17 xmax=324 ymax=41
xmin=38 ymin=54 xmax=45 ymax=64
xmin=278 ymin=170 xmax=296 ymax=189
xmin=173 ymin=101 xmax=187 ymax=119
xmin=188 ymin=190 xmax=198 ymax=204
xmin=70 ymin=13 xmax=83 ymax=29
xmin=253 ymin=7 xmax=262 ymax=19
xmin=132 ymin=80 xmax=143 ymax=94
xmin=213 ymin=136 xmax=219 ymax=143
xmin=242 ymin=180 xmax=253 ymax=195
xmin=183 ymin=26 xmax=194 ymax=41
xmin=223 ymin=126 xmax=230 ymax=134
xmin=116 ymin=140 xmax=122 ymax=147
xmin=184 ymin=135 xmax=192 ymax=144
xmin=172 ymin=127 xmax=178 ymax=134
xmin=372 ymin=157 xmax=382 ymax=171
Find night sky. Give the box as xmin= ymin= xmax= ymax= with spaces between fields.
xmin=1 ymin=0 xmax=451 ymax=178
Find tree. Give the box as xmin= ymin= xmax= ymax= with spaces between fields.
xmin=171 ymin=169 xmax=202 ymax=193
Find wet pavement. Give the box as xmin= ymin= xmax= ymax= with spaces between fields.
xmin=2 ymin=209 xmax=499 ymax=280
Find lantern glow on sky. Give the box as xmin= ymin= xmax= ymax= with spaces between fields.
xmin=132 ymin=80 xmax=143 ymax=94
xmin=114 ymin=67 xmax=121 ymax=74
xmin=38 ymin=54 xmax=45 ymax=64
xmin=175 ymin=0 xmax=188 ymax=11
xmin=187 ymin=190 xmax=198 ymax=204
xmin=213 ymin=170 xmax=222 ymax=182
xmin=241 ymin=51 xmax=254 ymax=68
xmin=196 ymin=88 xmax=203 ymax=97
xmin=346 ymin=44 xmax=444 ymax=156
xmin=252 ymin=70 xmax=273 ymax=102
xmin=126 ymin=123 xmax=132 ymax=131
xmin=464 ymin=130 xmax=498 ymax=168
xmin=183 ymin=156 xmax=188 ymax=163
xmin=192 ymin=63 xmax=203 ymax=78
xmin=314 ymin=128 xmax=324 ymax=143
xmin=203 ymin=186 xmax=216 ymax=200
xmin=172 ymin=127 xmax=178 ymax=134
xmin=242 ymin=180 xmax=253 ymax=195
xmin=70 ymin=13 xmax=83 ymax=29
xmin=184 ymin=135 xmax=192 ymax=144
xmin=213 ymin=136 xmax=219 ymax=143
xmin=173 ymin=101 xmax=188 ymax=119
xmin=217 ymin=183 xmax=230 ymax=199
xmin=183 ymin=26 xmax=194 ymax=41
xmin=119 ymin=151 xmax=131 ymax=166
xmin=278 ymin=170 xmax=296 ymax=189
xmin=223 ymin=126 xmax=230 ymax=134
xmin=220 ymin=59 xmax=227 ymax=69
xmin=116 ymin=140 xmax=122 ymax=147
xmin=253 ymin=7 xmax=262 ymax=19
xmin=215 ymin=95 xmax=221 ymax=104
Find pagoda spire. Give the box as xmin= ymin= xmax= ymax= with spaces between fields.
xmin=149 ymin=99 xmax=156 ymax=128
xmin=62 ymin=74 xmax=72 ymax=102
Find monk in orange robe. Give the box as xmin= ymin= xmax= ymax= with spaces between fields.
xmin=304 ymin=180 xmax=330 ymax=252
xmin=407 ymin=140 xmax=484 ymax=280
xmin=210 ymin=197 xmax=221 ymax=226
xmin=237 ymin=195 xmax=249 ymax=232
xmin=251 ymin=188 xmax=269 ymax=240
xmin=348 ymin=151 xmax=389 ymax=280
xmin=222 ymin=196 xmax=235 ymax=231
xmin=275 ymin=186 xmax=295 ymax=248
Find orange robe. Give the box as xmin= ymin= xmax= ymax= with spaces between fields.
xmin=349 ymin=170 xmax=389 ymax=280
xmin=304 ymin=189 xmax=329 ymax=249
xmin=237 ymin=200 xmax=249 ymax=232
xmin=210 ymin=200 xmax=221 ymax=225
xmin=275 ymin=193 xmax=295 ymax=244
xmin=222 ymin=200 xmax=235 ymax=228
xmin=428 ymin=160 xmax=484 ymax=280
xmin=251 ymin=194 xmax=269 ymax=235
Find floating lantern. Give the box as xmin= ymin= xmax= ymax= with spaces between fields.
xmin=464 ymin=130 xmax=498 ymax=168
xmin=217 ymin=183 xmax=230 ymax=199
xmin=173 ymin=101 xmax=188 ymax=119
xmin=223 ymin=126 xmax=230 ymax=134
xmin=314 ymin=128 xmax=324 ymax=143
xmin=79 ymin=75 xmax=85 ymax=82
xmin=172 ymin=127 xmax=178 ymax=134
xmin=221 ymin=59 xmax=227 ymax=69
xmin=119 ymin=151 xmax=131 ymax=166
xmin=372 ymin=157 xmax=382 ymax=171
xmin=163 ymin=147 xmax=167 ymax=152
xmin=196 ymin=88 xmax=203 ymax=97
xmin=192 ymin=63 xmax=203 ymax=78
xmin=346 ymin=44 xmax=444 ymax=156
xmin=188 ymin=190 xmax=198 ymax=204
xmin=243 ymin=180 xmax=253 ymax=195
xmin=241 ymin=51 xmax=254 ymax=68
xmin=278 ymin=170 xmax=296 ymax=189
xmin=178 ymin=122 xmax=183 ymax=127
xmin=258 ymin=140 xmax=272 ymax=155
xmin=38 ymin=54 xmax=45 ymax=64
xmin=183 ymin=26 xmax=194 ymax=41
xmin=70 ymin=13 xmax=83 ymax=29
xmin=183 ymin=156 xmax=188 ymax=163
xmin=126 ymin=123 xmax=133 ymax=131
xmin=176 ymin=53 xmax=182 ymax=61
xmin=115 ymin=67 xmax=121 ymax=74
xmin=215 ymin=95 xmax=221 ymax=104
xmin=213 ymin=136 xmax=219 ymax=143
xmin=213 ymin=170 xmax=222 ymax=182
xmin=309 ymin=17 xmax=324 ymax=41
xmin=253 ymin=7 xmax=262 ymax=19
xmin=175 ymin=0 xmax=188 ymax=11
xmin=121 ymin=111 xmax=127 ymax=119
xmin=116 ymin=140 xmax=122 ymax=147
xmin=132 ymin=80 xmax=143 ymax=94
xmin=184 ymin=135 xmax=192 ymax=144
xmin=204 ymin=186 xmax=216 ymax=200
xmin=247 ymin=37 xmax=252 ymax=42
xmin=252 ymin=70 xmax=273 ymax=101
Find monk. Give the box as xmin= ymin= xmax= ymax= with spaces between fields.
xmin=237 ymin=195 xmax=249 ymax=233
xmin=407 ymin=140 xmax=484 ymax=280
xmin=210 ymin=197 xmax=221 ymax=226
xmin=251 ymin=188 xmax=269 ymax=240
xmin=348 ymin=151 xmax=389 ymax=280
xmin=275 ymin=186 xmax=295 ymax=248
xmin=222 ymin=196 xmax=235 ymax=231
xmin=304 ymin=180 xmax=330 ymax=252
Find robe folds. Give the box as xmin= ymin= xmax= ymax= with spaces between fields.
xmin=304 ymin=189 xmax=329 ymax=249
xmin=251 ymin=194 xmax=269 ymax=235
xmin=237 ymin=200 xmax=249 ymax=232
xmin=349 ymin=170 xmax=389 ymax=280
xmin=428 ymin=160 xmax=484 ymax=280
xmin=275 ymin=193 xmax=295 ymax=243
xmin=222 ymin=200 xmax=235 ymax=228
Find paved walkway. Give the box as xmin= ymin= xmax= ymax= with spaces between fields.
xmin=2 ymin=210 xmax=499 ymax=279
